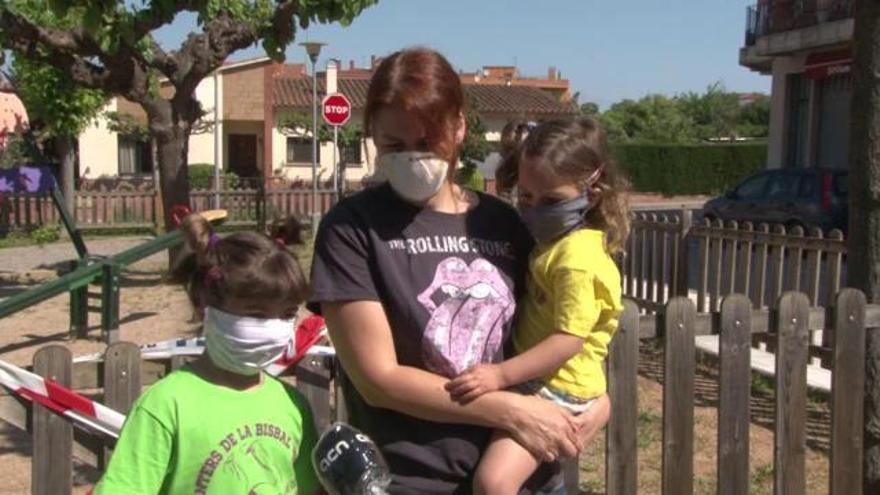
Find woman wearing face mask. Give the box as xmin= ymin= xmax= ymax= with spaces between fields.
xmin=309 ymin=48 xmax=611 ymax=495
xmin=95 ymin=214 xmax=320 ymax=495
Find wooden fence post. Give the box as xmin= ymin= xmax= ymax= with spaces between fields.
xmin=718 ymin=294 xmax=752 ymax=495
xmin=102 ymin=342 xmax=141 ymax=468
xmin=101 ymin=263 xmax=121 ymax=344
xmin=830 ymin=289 xmax=866 ymax=495
xmin=332 ymin=359 xmax=348 ymax=423
xmin=675 ymin=208 xmax=692 ymax=297
xmin=606 ymin=299 xmax=640 ymax=495
xmin=774 ymin=292 xmax=809 ymax=495
xmin=662 ymin=297 xmax=695 ymax=495
xmin=32 ymin=345 xmax=73 ymax=495
xmin=69 ymin=260 xmax=89 ymax=339
xmin=296 ymin=356 xmax=332 ymax=434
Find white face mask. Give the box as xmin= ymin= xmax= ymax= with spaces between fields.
xmin=203 ymin=306 xmax=296 ymax=376
xmin=375 ymin=151 xmax=449 ymax=204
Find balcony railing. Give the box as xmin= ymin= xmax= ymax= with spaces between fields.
xmin=745 ymin=0 xmax=853 ymax=47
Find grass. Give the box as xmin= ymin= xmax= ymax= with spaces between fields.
xmin=637 ymin=409 xmax=662 ymax=448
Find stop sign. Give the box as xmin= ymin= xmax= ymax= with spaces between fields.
xmin=322 ymin=93 xmax=351 ymax=126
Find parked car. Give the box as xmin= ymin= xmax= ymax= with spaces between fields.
xmin=702 ymin=168 xmax=848 ymax=233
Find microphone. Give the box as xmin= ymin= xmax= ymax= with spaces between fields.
xmin=311 ymin=422 xmax=392 ymax=495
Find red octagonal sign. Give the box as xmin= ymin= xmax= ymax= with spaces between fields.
xmin=322 ymin=93 xmax=351 ymax=126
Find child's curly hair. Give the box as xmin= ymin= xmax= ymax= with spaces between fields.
xmin=170 ymin=214 xmax=308 ymax=312
xmin=496 ymin=117 xmax=631 ymax=253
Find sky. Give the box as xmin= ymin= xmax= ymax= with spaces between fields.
xmin=154 ymin=0 xmax=770 ymax=110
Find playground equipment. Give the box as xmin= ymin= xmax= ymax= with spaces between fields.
xmin=0 ymin=192 xmax=227 ymax=342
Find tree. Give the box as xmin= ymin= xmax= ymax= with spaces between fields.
xmin=736 ymin=94 xmax=770 ymax=138
xmin=600 ymin=95 xmax=695 ymax=143
xmin=849 ymin=2 xmax=880 ymax=491
xmin=0 ymin=0 xmax=377 ymax=239
xmin=579 ymin=101 xmax=600 ymax=118
xmin=11 ymin=52 xmax=106 ymax=213
xmin=456 ymin=110 xmax=491 ymax=191
xmin=678 ymin=82 xmax=741 ymax=141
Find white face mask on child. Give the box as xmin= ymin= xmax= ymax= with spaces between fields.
xmin=203 ymin=306 xmax=295 ymax=376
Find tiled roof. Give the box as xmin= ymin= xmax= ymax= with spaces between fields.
xmin=274 ymin=77 xmax=575 ymax=116
xmin=274 ymin=78 xmax=370 ymax=109
xmin=464 ymin=84 xmax=576 ymax=115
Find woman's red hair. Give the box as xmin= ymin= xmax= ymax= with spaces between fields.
xmin=364 ymin=48 xmax=464 ymax=163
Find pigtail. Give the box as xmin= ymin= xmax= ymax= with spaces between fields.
xmin=170 ymin=213 xmax=219 ymax=310
xmin=495 ymin=120 xmax=535 ymax=194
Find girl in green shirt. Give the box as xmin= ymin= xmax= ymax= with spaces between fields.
xmin=95 ymin=214 xmax=320 ymax=495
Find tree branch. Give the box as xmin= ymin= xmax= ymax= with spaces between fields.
xmin=174 ymin=1 xmax=300 ymax=93
xmin=0 ymin=7 xmax=112 ymax=57
xmin=131 ymin=1 xmax=202 ymax=40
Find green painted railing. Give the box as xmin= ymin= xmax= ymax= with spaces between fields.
xmin=0 ymin=229 xmax=185 ymax=342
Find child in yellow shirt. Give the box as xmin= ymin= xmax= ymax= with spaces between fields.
xmin=446 ymin=117 xmax=630 ymax=495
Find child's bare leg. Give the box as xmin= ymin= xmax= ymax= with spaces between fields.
xmin=474 ymin=430 xmax=541 ymax=495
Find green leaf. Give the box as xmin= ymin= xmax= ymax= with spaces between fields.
xmin=82 ymin=6 xmax=101 ymax=34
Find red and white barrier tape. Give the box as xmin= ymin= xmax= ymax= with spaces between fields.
xmin=0 ymin=315 xmax=335 ymax=439
xmin=0 ymin=359 xmax=126 ymax=437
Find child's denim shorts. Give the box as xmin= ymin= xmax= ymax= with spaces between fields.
xmin=514 ymin=381 xmax=598 ymax=414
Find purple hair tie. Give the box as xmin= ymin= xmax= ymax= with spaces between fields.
xmin=208 ymin=233 xmax=220 ymax=247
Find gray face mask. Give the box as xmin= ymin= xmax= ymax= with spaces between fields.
xmin=519 ymin=195 xmax=590 ymax=243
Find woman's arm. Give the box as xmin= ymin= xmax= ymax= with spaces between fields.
xmin=446 ymin=332 xmax=582 ymax=402
xmin=323 ymin=300 xmax=580 ymax=461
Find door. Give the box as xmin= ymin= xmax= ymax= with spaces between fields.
xmin=228 ymin=134 xmax=258 ymax=178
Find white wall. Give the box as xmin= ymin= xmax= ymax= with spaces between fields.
xmin=272 ymin=109 xmax=372 ymax=182
xmin=78 ymin=100 xmax=119 ymax=178
xmin=188 ymin=75 xmax=220 ymax=166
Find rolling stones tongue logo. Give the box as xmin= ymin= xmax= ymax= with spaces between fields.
xmin=417 ymin=257 xmax=515 ymax=377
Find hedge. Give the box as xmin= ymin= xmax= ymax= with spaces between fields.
xmin=189 ymin=164 xmax=240 ymax=190
xmin=612 ymin=143 xmax=767 ymax=196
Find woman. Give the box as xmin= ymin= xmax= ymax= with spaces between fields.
xmin=309 ymin=47 xmax=610 ymax=494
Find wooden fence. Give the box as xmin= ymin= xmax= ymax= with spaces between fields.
xmin=2 ymin=289 xmax=873 ymax=494
xmin=0 ymin=188 xmax=338 ymax=232
xmin=624 ymin=209 xmax=847 ymax=314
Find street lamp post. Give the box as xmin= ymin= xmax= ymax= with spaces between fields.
xmin=300 ymin=41 xmax=325 ymax=237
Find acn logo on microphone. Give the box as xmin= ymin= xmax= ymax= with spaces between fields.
xmin=318 ymin=433 xmax=370 ymax=472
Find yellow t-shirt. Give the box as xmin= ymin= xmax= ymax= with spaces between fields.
xmin=513 ymin=228 xmax=622 ymax=400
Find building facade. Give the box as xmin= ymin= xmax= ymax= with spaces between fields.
xmin=740 ymin=0 xmax=854 ymax=170
xmin=77 ymin=57 xmax=575 ymax=183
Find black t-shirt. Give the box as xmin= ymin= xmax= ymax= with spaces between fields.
xmin=309 ymin=184 xmax=562 ymax=494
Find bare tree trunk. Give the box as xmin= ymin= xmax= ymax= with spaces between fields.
xmin=849 ymin=2 xmax=880 ymax=492
xmin=146 ymin=99 xmax=194 ymax=266
xmin=54 ymin=136 xmax=76 ymax=217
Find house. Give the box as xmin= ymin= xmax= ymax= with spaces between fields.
xmin=740 ymin=0 xmax=854 ymax=170
xmin=0 ymin=78 xmax=29 ymax=150
xmin=78 ymin=57 xmax=576 ymax=183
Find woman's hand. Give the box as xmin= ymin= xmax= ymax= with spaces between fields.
xmin=505 ymin=394 xmax=580 ymax=462
xmin=445 ymin=364 xmax=506 ymax=403
xmin=573 ymin=393 xmax=611 ymax=447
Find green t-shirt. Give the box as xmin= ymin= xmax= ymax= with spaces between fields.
xmin=95 ymin=368 xmax=320 ymax=495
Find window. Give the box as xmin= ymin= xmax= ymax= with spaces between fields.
xmin=340 ymin=142 xmax=362 ymax=165
xmin=767 ymin=172 xmax=800 ymax=200
xmin=286 ymin=137 xmax=313 ymax=164
xmin=118 ymin=135 xmax=152 ymax=175
xmin=734 ymin=174 xmax=769 ymax=200
xmin=797 ymin=173 xmax=817 ymax=199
